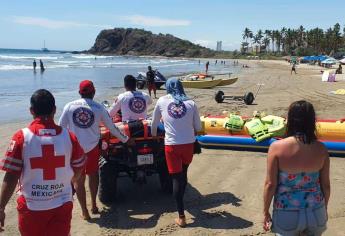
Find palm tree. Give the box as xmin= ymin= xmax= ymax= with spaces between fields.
xmin=265 ymin=30 xmax=274 ymax=52
xmin=243 ymin=27 xmax=252 ymax=43
xmin=297 ymin=25 xmax=305 ymax=48
xmin=275 ymin=30 xmax=282 ymax=53
xmin=332 ymin=23 xmax=342 ymax=52
xmin=252 ymin=34 xmax=261 ymax=54
xmin=263 ymin=37 xmax=271 ymax=53
xmin=241 ymin=42 xmax=249 ymax=54
xmin=241 ymin=23 xmax=345 ymax=56
xmin=242 ymin=28 xmax=252 ymax=53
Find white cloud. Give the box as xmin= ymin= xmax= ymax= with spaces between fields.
xmin=194 ymin=39 xmax=241 ymax=50
xmin=194 ymin=40 xmax=213 ymax=48
xmin=122 ymin=15 xmax=190 ymax=27
xmin=11 ymin=16 xmax=111 ymax=29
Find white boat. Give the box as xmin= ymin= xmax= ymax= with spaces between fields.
xmin=42 ymin=40 xmax=49 ymax=52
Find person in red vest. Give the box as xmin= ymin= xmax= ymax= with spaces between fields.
xmin=0 ymin=89 xmax=85 ymax=236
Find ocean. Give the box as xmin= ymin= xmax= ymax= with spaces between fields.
xmin=0 ymin=48 xmax=238 ymax=123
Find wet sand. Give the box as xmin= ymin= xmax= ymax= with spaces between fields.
xmin=1 ymin=60 xmax=345 ymax=235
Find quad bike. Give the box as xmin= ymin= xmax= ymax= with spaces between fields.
xmin=98 ymin=120 xmax=172 ymax=204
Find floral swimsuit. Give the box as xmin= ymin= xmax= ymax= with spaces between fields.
xmin=274 ymin=171 xmax=324 ymax=210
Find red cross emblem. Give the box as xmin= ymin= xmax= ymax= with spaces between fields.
xmin=30 ymin=145 xmax=65 ymax=180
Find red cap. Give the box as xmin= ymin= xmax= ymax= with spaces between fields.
xmin=79 ymin=80 xmax=95 ymax=95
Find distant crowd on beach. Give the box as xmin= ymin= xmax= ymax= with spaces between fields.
xmin=201 ymin=59 xmax=249 ymax=73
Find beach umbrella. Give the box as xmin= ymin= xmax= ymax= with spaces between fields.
xmin=317 ymin=55 xmax=328 ymax=61
xmin=321 ymin=57 xmax=338 ymax=64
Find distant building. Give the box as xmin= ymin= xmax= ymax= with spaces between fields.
xmin=216 ymin=41 xmax=222 ymax=51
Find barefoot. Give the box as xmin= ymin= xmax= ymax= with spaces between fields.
xmin=175 ymin=216 xmax=186 ymax=227
xmin=91 ymin=207 xmax=99 ymax=214
xmin=81 ymin=210 xmax=91 ymax=221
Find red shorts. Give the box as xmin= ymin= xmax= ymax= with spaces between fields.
xmin=85 ymin=145 xmax=100 ymax=175
xmin=165 ymin=143 xmax=194 ymax=174
xmin=17 ymin=196 xmax=73 ymax=236
xmin=147 ymin=83 xmax=156 ymax=92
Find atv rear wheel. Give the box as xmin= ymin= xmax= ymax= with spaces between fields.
xmin=99 ymin=159 xmax=118 ymax=205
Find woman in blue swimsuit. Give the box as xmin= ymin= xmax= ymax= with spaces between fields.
xmin=263 ymin=100 xmax=330 ymax=236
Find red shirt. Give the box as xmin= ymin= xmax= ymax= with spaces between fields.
xmin=1 ymin=117 xmax=85 ymax=176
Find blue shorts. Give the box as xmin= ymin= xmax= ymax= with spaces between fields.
xmin=272 ymin=204 xmax=327 ymax=236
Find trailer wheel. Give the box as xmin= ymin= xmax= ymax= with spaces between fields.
xmin=243 ymin=92 xmax=254 ymax=105
xmin=215 ymin=91 xmax=225 ymax=103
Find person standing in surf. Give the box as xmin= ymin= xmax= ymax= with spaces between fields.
xmin=0 ymin=89 xmax=85 ymax=235
xmin=205 ymin=61 xmax=210 ymax=73
xmin=39 ymin=59 xmax=45 ymax=72
xmin=33 ymin=60 xmax=37 ymax=72
xmin=151 ymin=78 xmax=201 ymax=227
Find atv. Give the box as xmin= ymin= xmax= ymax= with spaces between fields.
xmin=98 ymin=120 xmax=172 ymax=205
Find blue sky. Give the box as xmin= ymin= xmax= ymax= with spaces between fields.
xmin=0 ymin=0 xmax=344 ymax=51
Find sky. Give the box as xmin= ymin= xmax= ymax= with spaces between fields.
xmin=0 ymin=0 xmax=344 ymax=51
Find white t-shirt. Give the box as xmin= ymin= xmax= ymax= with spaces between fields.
xmin=151 ymin=94 xmax=201 ymax=145
xmin=108 ymin=91 xmax=152 ymax=122
xmin=59 ymin=98 xmax=128 ymax=153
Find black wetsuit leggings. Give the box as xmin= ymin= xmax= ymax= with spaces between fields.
xmin=171 ymin=164 xmax=189 ymax=216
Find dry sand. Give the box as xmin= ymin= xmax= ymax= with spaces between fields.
xmin=1 ymin=60 xmax=345 ymax=235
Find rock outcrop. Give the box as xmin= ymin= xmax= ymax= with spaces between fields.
xmin=88 ymin=28 xmax=215 ymax=57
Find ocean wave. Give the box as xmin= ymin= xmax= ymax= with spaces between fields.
xmin=0 ymin=55 xmax=61 ymax=60
xmin=71 ymin=54 xmax=114 ymax=59
xmin=0 ymin=62 xmax=197 ymax=71
xmin=53 ymin=60 xmax=91 ymax=64
xmin=0 ymin=64 xmax=33 ymax=70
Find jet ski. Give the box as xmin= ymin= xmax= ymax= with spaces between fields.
xmin=136 ymin=70 xmax=167 ymax=90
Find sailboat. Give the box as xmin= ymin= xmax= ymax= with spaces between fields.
xmin=41 ymin=40 xmax=49 ymax=52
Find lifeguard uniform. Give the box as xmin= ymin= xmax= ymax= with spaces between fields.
xmin=151 ymin=94 xmax=201 ymax=173
xmin=108 ymin=91 xmax=152 ymax=122
xmin=59 ymin=98 xmax=128 ymax=174
xmin=0 ymin=117 xmax=85 ymax=236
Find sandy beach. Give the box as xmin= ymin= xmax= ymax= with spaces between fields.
xmin=1 ymin=59 xmax=345 ymax=236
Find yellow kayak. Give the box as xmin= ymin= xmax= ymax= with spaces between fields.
xmin=181 ymin=79 xmax=222 ymax=89
xmin=217 ymin=77 xmax=238 ymax=86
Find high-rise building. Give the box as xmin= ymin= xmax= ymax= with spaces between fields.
xmin=216 ymin=41 xmax=222 ymax=51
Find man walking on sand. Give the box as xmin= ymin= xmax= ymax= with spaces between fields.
xmin=291 ymin=62 xmax=297 ymax=75
xmin=0 ymin=89 xmax=85 ymax=236
xmin=59 ymin=80 xmax=132 ymax=220
xmin=151 ymin=78 xmax=201 ymax=227
xmin=146 ymin=66 xmax=157 ymax=98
